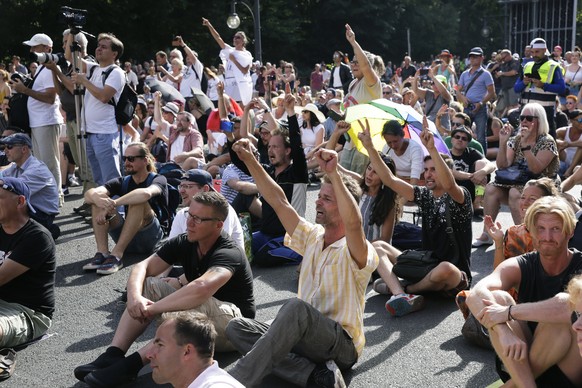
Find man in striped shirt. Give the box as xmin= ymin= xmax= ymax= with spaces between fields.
xmin=226 ymin=143 xmax=378 ymax=388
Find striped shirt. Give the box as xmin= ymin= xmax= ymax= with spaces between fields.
xmin=285 ymin=218 xmax=379 ymax=356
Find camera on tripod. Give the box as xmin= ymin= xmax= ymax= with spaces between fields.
xmin=59 ymin=6 xmax=87 ymax=34
xmin=30 ymin=52 xmax=67 ymax=68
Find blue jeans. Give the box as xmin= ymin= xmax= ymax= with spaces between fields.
xmin=251 ymin=232 xmax=302 ymax=267
xmin=465 ymin=105 xmax=488 ymax=154
xmin=86 ymin=132 xmax=121 ymax=186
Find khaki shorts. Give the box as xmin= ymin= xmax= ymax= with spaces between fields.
xmin=0 ymin=299 xmax=51 ymax=348
xmin=143 ymin=277 xmax=241 ymax=352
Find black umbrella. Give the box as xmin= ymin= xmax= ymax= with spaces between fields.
xmin=144 ymin=78 xmax=185 ymax=105
xmin=190 ymin=87 xmax=214 ymax=114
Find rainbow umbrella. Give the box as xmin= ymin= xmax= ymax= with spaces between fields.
xmin=344 ymin=100 xmax=450 ymax=156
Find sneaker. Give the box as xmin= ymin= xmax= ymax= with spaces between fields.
xmin=96 ymin=256 xmax=123 ymax=275
xmin=68 ymin=175 xmax=81 ymax=187
xmin=310 ymin=360 xmax=346 ymax=388
xmin=74 ymin=351 xmax=124 ymax=382
xmin=82 ymin=252 xmax=108 ymax=271
xmin=62 ymin=186 xmax=70 ymax=196
xmin=471 ymin=235 xmax=493 ymax=247
xmin=385 ymin=293 xmax=425 ymax=317
xmin=372 ymin=278 xmax=392 ymax=296
xmin=74 ymin=202 xmax=92 ymax=217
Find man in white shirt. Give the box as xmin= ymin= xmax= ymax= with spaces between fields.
xmin=173 ymin=36 xmax=205 ymax=98
xmin=124 ymin=62 xmax=138 ymax=90
xmin=70 ymin=32 xmax=125 ymax=185
xmin=12 ymin=33 xmax=63 ymax=198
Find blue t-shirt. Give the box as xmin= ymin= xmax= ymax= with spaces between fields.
xmin=458 ymin=66 xmax=494 ymax=104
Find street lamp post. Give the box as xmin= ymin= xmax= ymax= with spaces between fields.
xmin=226 ymin=0 xmax=262 ymax=64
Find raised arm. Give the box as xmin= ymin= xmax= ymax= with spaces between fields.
xmin=232 ymin=138 xmax=300 ymax=235
xmin=345 ymin=24 xmax=379 ymax=87
xmin=358 ymin=118 xmax=415 ymax=201
xmin=317 ymin=149 xmax=369 ymax=269
xmin=202 ymin=18 xmax=226 ymax=49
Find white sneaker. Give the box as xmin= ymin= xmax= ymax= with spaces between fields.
xmin=472 ymin=235 xmax=493 ymax=247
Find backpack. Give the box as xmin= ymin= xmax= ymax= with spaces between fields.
xmin=8 ymin=67 xmax=44 ymax=133
xmin=121 ymin=171 xmax=181 ymax=236
xmin=88 ymin=64 xmax=137 ymax=125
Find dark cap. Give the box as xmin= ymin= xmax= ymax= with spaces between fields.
xmin=568 ymin=109 xmax=582 ymax=119
xmin=0 ymin=177 xmax=36 ymax=213
xmin=0 ymin=133 xmax=32 ymax=147
xmin=182 ymin=169 xmax=215 ymax=191
xmin=451 ymin=125 xmax=473 ymax=142
xmin=468 ymin=47 xmax=484 ymax=56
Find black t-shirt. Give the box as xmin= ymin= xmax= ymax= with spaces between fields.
xmin=499 ymin=59 xmax=520 ymax=90
xmin=517 ymin=250 xmax=582 ymax=331
xmin=414 ymin=186 xmax=473 ymax=282
xmin=0 ymin=219 xmax=56 ymax=318
xmin=451 ymin=148 xmax=485 ymax=200
xmin=105 ymin=173 xmax=168 ymax=215
xmin=156 ymin=234 xmax=255 ymax=318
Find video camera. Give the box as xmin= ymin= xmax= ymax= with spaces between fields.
xmin=59 ymin=6 xmax=87 ymax=34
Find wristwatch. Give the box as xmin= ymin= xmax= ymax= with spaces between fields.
xmin=521 ymin=145 xmax=532 ymax=152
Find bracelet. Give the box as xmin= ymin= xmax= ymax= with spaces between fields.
xmin=177 ymin=277 xmax=184 ymax=288
xmin=507 ymin=305 xmax=515 ymax=321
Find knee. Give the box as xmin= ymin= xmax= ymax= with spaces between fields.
xmin=508 ymin=188 xmax=521 ymax=206
xmin=490 ymin=289 xmax=515 ymax=306
xmin=279 ymin=298 xmax=308 ymax=317
xmin=225 ymin=317 xmax=246 ymax=340
xmin=430 ymin=261 xmax=458 ymax=282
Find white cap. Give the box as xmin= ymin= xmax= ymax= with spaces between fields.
xmin=23 ymin=33 xmax=53 ymax=47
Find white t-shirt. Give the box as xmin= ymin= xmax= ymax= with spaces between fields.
xmin=27 ymin=65 xmax=64 ymax=128
xmin=208 ymin=132 xmax=227 ymax=155
xmin=301 ymin=124 xmax=324 ymax=155
xmin=169 ymin=134 xmax=186 ymax=162
xmin=332 ymin=66 xmax=342 ymax=88
xmin=180 ymin=61 xmax=205 ymax=97
xmin=83 ymin=63 xmax=125 ymax=134
xmin=382 ymin=139 xmax=424 ymax=180
xmin=126 ymin=70 xmax=138 ymax=90
xmin=220 ymin=45 xmax=253 ymax=105
xmin=187 ymin=361 xmax=244 ymax=388
xmin=169 ymin=204 xmax=244 ymax=250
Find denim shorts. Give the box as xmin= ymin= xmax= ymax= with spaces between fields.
xmin=109 ymin=216 xmax=164 ymax=254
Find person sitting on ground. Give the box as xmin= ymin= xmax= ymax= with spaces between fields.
xmin=442 ymin=112 xmax=485 ymax=155
xmin=473 ymin=102 xmax=559 ymax=247
xmin=166 ymin=111 xmax=205 ymax=170
xmin=1 ymin=133 xmax=60 ymax=240
xmin=466 ymin=196 xmax=582 ymax=387
xmin=74 ymin=191 xmax=255 ymax=387
xmin=226 ymin=143 xmax=378 ymax=387
xmin=229 ymin=93 xmax=308 ymax=267
xmin=147 ymin=311 xmax=244 ymax=388
xmin=82 ymin=142 xmax=167 ymax=275
xmin=567 ymin=274 xmax=582 ymax=358
xmin=360 ymin=117 xmax=473 ymax=317
xmin=447 ymin=125 xmax=496 ymax=215
xmin=557 ymin=109 xmax=582 ymax=178
xmin=0 ymin=177 xmax=56 ymax=348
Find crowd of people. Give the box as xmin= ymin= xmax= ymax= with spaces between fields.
xmin=0 ymin=19 xmax=582 ymax=387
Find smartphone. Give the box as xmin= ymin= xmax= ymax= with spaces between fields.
xmin=419 ymin=69 xmax=429 ymax=76
xmin=220 ymin=120 xmax=234 ymax=132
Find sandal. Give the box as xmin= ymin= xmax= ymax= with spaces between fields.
xmin=0 ymin=348 xmax=16 ymax=381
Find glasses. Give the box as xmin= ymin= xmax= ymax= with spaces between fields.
xmin=0 ymin=183 xmax=16 ymax=194
xmin=572 ymin=310 xmax=581 ymax=325
xmin=187 ymin=212 xmax=220 ymax=224
xmin=122 ymin=155 xmax=144 ymax=162
xmin=451 ymin=122 xmax=464 ymax=128
xmin=383 ymin=91 xmax=392 ymax=95
xmin=453 ymin=135 xmax=469 ymax=141
xmin=259 ymin=131 xmax=271 ymax=136
xmin=178 ymin=183 xmax=200 ymax=190
xmin=519 ymin=115 xmax=538 ymax=122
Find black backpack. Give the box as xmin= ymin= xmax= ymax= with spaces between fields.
xmin=88 ymin=64 xmax=137 ymax=125
xmin=8 ymin=67 xmax=44 ymax=133
xmin=121 ymin=171 xmax=181 ymax=237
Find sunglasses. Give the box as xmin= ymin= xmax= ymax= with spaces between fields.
xmin=519 ymin=115 xmax=538 ymax=122
xmin=453 ymin=135 xmax=469 ymax=141
xmin=383 ymin=91 xmax=392 ymax=95
xmin=122 ymin=155 xmax=144 ymax=162
xmin=178 ymin=183 xmax=200 ymax=190
xmin=572 ymin=310 xmax=581 ymax=325
xmin=4 ymin=144 xmax=24 ymax=150
xmin=575 ymin=117 xmax=582 ymax=123
xmin=187 ymin=212 xmax=220 ymax=225
xmin=0 ymin=183 xmax=16 ymax=194
xmin=451 ymin=122 xmax=464 ymax=128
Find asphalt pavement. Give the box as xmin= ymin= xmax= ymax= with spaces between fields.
xmin=6 ymin=181 xmax=572 ymax=388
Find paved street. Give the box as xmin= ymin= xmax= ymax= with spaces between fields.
xmin=5 ymin=181 xmax=570 ymax=388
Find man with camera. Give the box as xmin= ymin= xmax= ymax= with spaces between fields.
xmin=11 ymin=33 xmax=64 ymax=202
xmin=515 ymin=38 xmax=566 ymax=138
xmin=67 ymin=32 xmax=126 ymax=186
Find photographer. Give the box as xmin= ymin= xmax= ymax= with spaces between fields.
xmin=11 ymin=33 xmax=64 ymax=201
xmin=515 ymin=38 xmax=566 ymax=138
xmin=67 ymin=32 xmax=125 ymax=186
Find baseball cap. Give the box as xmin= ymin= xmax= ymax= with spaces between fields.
xmin=468 ymin=47 xmax=484 ymax=56
xmin=554 ymin=45 xmax=563 ymax=52
xmin=0 ymin=133 xmax=32 ymax=148
xmin=182 ymin=169 xmax=215 ymax=191
xmin=161 ymin=102 xmax=179 ymax=116
xmin=326 ymin=98 xmax=341 ymax=107
xmin=451 ymin=125 xmax=473 ymax=142
xmin=530 ymin=38 xmax=547 ymax=50
xmin=23 ymin=33 xmax=53 ymax=47
xmin=434 ymin=75 xmax=447 ymax=86
xmin=0 ymin=177 xmax=36 ymax=213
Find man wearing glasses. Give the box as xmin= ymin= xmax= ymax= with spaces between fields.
xmin=467 ymin=196 xmax=582 ymax=387
xmin=75 ymin=191 xmax=254 ymax=387
xmin=82 ymin=142 xmax=166 ymax=275
xmin=556 ymin=109 xmax=582 ymax=178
